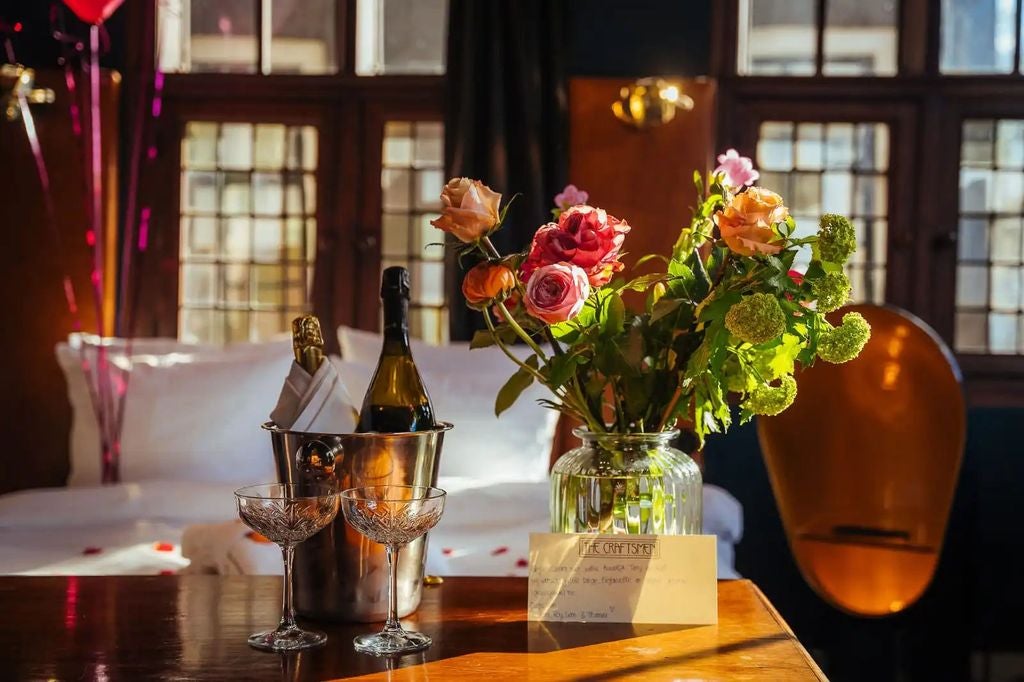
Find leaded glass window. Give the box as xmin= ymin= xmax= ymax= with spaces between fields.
xmin=756 ymin=120 xmax=890 ymax=303
xmin=380 ymin=121 xmax=447 ymax=344
xmin=956 ymin=119 xmax=1024 ymax=353
xmin=179 ymin=121 xmax=317 ymax=343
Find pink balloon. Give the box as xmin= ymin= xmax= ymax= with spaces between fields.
xmin=62 ymin=0 xmax=125 ymax=25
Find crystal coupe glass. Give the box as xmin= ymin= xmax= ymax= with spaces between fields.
xmin=340 ymin=485 xmax=446 ymax=656
xmin=235 ymin=483 xmax=340 ymax=651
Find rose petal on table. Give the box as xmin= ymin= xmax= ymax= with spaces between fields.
xmin=491 ymin=546 xmax=508 ymax=556
xmin=442 ymin=547 xmax=454 ymax=556
xmin=154 ymin=542 xmax=174 ymax=552
xmin=82 ymin=547 xmax=102 ymax=555
xmin=515 ymin=558 xmax=528 ymax=568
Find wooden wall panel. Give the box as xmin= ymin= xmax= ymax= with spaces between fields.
xmin=568 ymin=77 xmax=717 ymax=282
xmin=0 ymin=69 xmax=119 ymax=493
xmin=547 ymin=79 xmax=717 ymax=462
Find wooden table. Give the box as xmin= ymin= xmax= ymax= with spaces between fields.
xmin=0 ymin=576 xmax=825 ymax=680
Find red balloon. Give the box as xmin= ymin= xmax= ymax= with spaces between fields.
xmin=62 ymin=0 xmax=125 ymax=25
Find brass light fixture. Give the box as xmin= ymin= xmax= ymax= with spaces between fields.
xmin=1 ymin=64 xmax=55 ymax=122
xmin=611 ymin=77 xmax=694 ymax=130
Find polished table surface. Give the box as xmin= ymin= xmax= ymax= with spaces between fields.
xmin=0 ymin=576 xmax=825 ymax=681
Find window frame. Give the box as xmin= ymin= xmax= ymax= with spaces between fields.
xmin=712 ymin=0 xmax=1024 ymax=405
xmin=132 ymin=0 xmax=445 ymax=349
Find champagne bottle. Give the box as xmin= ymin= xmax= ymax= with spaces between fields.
xmin=356 ymin=267 xmax=435 ymax=432
xmin=292 ymin=314 xmax=325 ymax=375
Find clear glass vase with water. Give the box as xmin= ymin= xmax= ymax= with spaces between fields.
xmin=550 ymin=428 xmax=702 ymax=535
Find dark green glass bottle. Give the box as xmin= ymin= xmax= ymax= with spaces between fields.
xmin=356 ymin=267 xmax=435 ymax=433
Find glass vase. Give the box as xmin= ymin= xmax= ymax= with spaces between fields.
xmin=550 ymin=428 xmax=702 ymax=534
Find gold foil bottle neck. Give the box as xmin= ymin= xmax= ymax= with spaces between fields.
xmin=292 ymin=315 xmax=325 ymax=375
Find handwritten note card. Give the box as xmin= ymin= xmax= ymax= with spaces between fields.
xmin=527 ymin=533 xmax=717 ymax=625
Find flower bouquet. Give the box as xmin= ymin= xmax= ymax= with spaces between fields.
xmin=430 ymin=151 xmax=871 ymax=534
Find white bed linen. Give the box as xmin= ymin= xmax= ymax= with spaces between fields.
xmin=0 ymin=480 xmax=742 ymax=579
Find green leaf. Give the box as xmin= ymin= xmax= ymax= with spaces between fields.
xmin=619 ymin=326 xmax=645 ymax=371
xmin=603 ymin=292 xmax=626 ymax=336
xmin=650 ymin=297 xmax=683 ymax=323
xmin=544 ymin=351 xmax=583 ymax=390
xmin=622 ymin=272 xmax=668 ymax=292
xmin=549 ymin=320 xmax=581 ymax=343
xmin=634 ymin=253 xmax=670 ymax=268
xmin=666 ymin=258 xmax=696 ymax=299
xmin=470 ymin=330 xmax=497 ymax=349
xmin=697 ymin=290 xmax=741 ymax=323
xmin=494 ymin=355 xmax=538 ymax=417
xmin=754 ymin=333 xmax=801 ymax=379
xmin=496 ymin=193 xmax=521 ymax=228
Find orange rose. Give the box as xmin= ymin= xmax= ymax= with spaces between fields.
xmin=715 ymin=187 xmax=789 ymax=256
xmin=430 ymin=177 xmax=502 ymax=243
xmin=462 ymin=262 xmax=517 ymax=308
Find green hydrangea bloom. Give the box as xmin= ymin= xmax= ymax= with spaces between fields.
xmin=811 ymin=271 xmax=851 ymax=313
xmin=725 ymin=293 xmax=787 ymax=345
xmin=817 ymin=312 xmax=871 ymax=364
xmin=815 ymin=214 xmax=857 ymax=264
xmin=745 ymin=375 xmax=797 ymax=416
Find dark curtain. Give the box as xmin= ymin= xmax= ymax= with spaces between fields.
xmin=445 ymin=0 xmax=568 ymax=340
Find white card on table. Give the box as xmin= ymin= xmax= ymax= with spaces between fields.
xmin=527 ymin=533 xmax=718 ymax=625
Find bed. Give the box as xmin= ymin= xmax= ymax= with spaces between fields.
xmin=0 ymin=330 xmax=742 ymax=578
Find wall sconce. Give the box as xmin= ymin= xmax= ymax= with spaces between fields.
xmin=611 ymin=77 xmax=694 ymax=130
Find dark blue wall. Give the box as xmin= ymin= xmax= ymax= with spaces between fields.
xmin=567 ymin=0 xmax=710 ymax=76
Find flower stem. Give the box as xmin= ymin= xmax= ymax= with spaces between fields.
xmin=478 ymin=237 xmax=603 ymax=432
xmin=483 ymin=308 xmax=551 ymax=387
xmin=657 ymin=380 xmax=685 ymax=432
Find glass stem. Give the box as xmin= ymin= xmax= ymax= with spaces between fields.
xmin=384 ymin=544 xmax=402 ymax=633
xmin=280 ymin=545 xmax=296 ymax=631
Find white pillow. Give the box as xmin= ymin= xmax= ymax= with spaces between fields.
xmin=56 ymin=335 xmax=293 ymax=486
xmin=336 ymin=327 xmax=559 ymax=483
xmin=119 ymin=352 xmax=292 ymax=483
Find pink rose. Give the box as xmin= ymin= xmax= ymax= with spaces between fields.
xmin=714 ymin=149 xmax=759 ymax=190
xmin=430 ymin=177 xmax=502 ymax=243
xmin=523 ymin=263 xmax=590 ymax=325
xmin=520 ymin=205 xmax=630 ymax=287
xmin=554 ymin=184 xmax=589 ymax=210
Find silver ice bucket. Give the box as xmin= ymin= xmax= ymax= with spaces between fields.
xmin=263 ymin=421 xmax=452 ymax=622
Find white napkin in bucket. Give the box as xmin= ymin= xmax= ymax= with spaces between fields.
xmin=269 ymin=358 xmax=359 ymax=433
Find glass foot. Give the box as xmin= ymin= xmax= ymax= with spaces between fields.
xmin=353 ymin=629 xmax=432 ymax=656
xmin=248 ymin=625 xmax=327 ymax=652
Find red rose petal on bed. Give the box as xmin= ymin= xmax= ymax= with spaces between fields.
xmin=441 ymin=548 xmax=454 ymax=556
xmin=154 ymin=542 xmax=174 ymax=552
xmin=82 ymin=547 xmax=102 ymax=555
xmin=491 ymin=546 xmax=508 ymax=556
xmin=159 ymin=570 xmax=175 ymax=576
xmin=515 ymin=558 xmax=528 ymax=568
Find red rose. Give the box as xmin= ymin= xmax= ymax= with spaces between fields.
xmin=520 ymin=205 xmax=630 ymax=287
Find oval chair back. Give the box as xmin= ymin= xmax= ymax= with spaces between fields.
xmin=757 ymin=304 xmax=965 ymax=616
